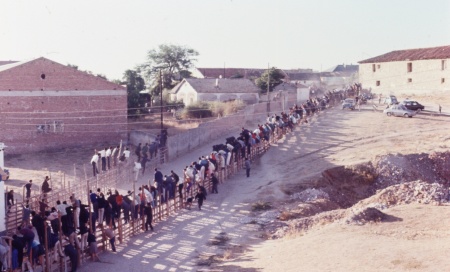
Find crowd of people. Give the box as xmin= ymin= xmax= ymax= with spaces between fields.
xmin=2 ymin=96 xmax=334 ymax=271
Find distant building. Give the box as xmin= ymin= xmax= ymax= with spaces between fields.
xmin=358 ymin=45 xmax=450 ymax=95
xmin=169 ymin=78 xmax=260 ymax=106
xmin=194 ymin=67 xmax=267 ymax=79
xmin=0 ymin=57 xmax=127 ymax=154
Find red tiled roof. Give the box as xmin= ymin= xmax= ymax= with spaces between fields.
xmin=358 ymin=45 xmax=450 ymax=64
xmin=0 ymin=57 xmax=125 ymax=91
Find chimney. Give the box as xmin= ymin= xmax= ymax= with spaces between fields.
xmin=215 ymin=78 xmax=219 ymax=88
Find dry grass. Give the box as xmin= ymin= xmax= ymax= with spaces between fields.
xmin=283 ymin=224 xmax=304 ymax=240
xmin=251 ymin=201 xmax=272 ymax=211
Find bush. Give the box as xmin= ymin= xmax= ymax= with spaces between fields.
xmin=180 ymin=102 xmax=213 ymax=119
xmin=179 ymin=100 xmax=246 ymax=119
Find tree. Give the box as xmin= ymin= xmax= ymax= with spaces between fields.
xmin=123 ymin=69 xmax=146 ymax=118
xmin=140 ymin=44 xmax=199 ymax=92
xmin=255 ymin=67 xmax=285 ymax=93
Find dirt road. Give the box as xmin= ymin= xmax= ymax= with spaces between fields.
xmin=4 ymin=95 xmax=450 ymax=271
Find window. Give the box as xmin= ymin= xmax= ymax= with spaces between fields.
xmin=372 ymin=64 xmax=376 ymax=72
xmin=408 ymin=78 xmax=412 ymax=83
xmin=442 ymin=60 xmax=447 ymax=70
xmin=376 ymin=80 xmax=380 ymax=86
xmin=442 ymin=78 xmax=446 ymax=84
xmin=377 ymin=64 xmax=381 ymax=69
xmin=407 ymin=62 xmax=412 ymax=73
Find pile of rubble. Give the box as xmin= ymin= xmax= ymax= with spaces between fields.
xmin=365 ymin=180 xmax=448 ymax=207
xmin=290 ymin=188 xmax=329 ymax=202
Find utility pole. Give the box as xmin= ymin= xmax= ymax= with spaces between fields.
xmin=159 ymin=69 xmax=163 ymax=134
xmin=267 ymin=63 xmax=270 ymax=113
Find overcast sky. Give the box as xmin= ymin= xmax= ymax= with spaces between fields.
xmin=1 ymin=0 xmax=449 ymax=80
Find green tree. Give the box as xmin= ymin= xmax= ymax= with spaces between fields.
xmin=140 ymin=44 xmax=199 ymax=93
xmin=123 ymin=69 xmax=146 ymax=118
xmin=255 ymin=67 xmax=285 ymax=93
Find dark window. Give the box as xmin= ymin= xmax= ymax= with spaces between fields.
xmin=376 ymin=81 xmax=380 ymax=86
xmin=407 ymin=62 xmax=412 ymax=73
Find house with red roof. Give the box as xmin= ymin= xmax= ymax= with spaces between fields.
xmin=0 ymin=57 xmax=127 ymax=154
xmin=358 ymin=45 xmax=450 ymax=95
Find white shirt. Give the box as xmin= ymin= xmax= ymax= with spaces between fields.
xmin=99 ymin=149 xmax=106 ymax=157
xmin=56 ymin=203 xmax=68 ymax=216
xmin=143 ymin=188 xmax=153 ymax=203
xmin=106 ymin=148 xmax=112 ymax=157
xmin=123 ymin=150 xmax=130 ymax=158
xmin=91 ymin=154 xmax=99 ymax=164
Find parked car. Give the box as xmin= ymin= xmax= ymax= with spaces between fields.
xmin=402 ymin=100 xmax=425 ymax=111
xmin=384 ymin=95 xmax=398 ymax=105
xmin=383 ymin=104 xmax=417 ymax=118
xmin=342 ymin=98 xmax=355 ymax=110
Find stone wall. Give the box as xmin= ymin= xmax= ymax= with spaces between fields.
xmin=166 ymin=101 xmax=285 ymax=160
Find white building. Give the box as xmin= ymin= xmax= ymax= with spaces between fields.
xmin=169 ymin=78 xmax=260 ymax=106
xmin=358 ymin=45 xmax=450 ymax=95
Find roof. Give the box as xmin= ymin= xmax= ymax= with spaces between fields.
xmin=0 ymin=57 xmax=125 ymax=91
xmin=325 ymin=64 xmax=358 ymax=73
xmin=175 ymin=78 xmax=260 ymax=94
xmin=196 ymin=68 xmax=266 ymax=79
xmin=359 ymin=45 xmax=450 ymax=64
xmin=273 ymin=82 xmax=308 ymax=92
xmin=286 ymin=72 xmax=321 ymax=81
xmin=0 ymin=60 xmax=18 ymax=66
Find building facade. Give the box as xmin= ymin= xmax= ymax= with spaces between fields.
xmin=358 ymin=45 xmax=450 ymax=95
xmin=170 ymin=78 xmax=260 ymax=106
xmin=0 ymin=57 xmax=127 ymax=154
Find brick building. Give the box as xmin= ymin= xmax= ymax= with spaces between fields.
xmin=358 ymin=45 xmax=450 ymax=95
xmin=0 ymin=57 xmax=127 ymax=154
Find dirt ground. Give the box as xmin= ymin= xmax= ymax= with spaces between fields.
xmin=3 ymin=94 xmax=450 ymax=272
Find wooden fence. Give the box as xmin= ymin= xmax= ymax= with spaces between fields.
xmin=2 ymin=119 xmax=297 ymax=272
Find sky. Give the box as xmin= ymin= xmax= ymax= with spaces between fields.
xmin=1 ymin=0 xmax=449 ymax=81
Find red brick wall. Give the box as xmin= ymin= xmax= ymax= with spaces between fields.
xmin=0 ymin=95 xmax=127 ymax=154
xmin=0 ymin=57 xmax=128 ymax=154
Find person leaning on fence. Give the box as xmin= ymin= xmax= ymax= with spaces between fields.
xmin=87 ymin=229 xmax=100 ymax=262
xmin=211 ymin=173 xmax=219 ymax=194
xmin=112 ymin=145 xmax=119 ymax=167
xmin=103 ymin=226 xmax=116 ymax=252
xmin=6 ymin=189 xmax=14 ymax=213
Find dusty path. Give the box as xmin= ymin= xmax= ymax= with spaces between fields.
xmin=4 ymin=96 xmax=450 ymax=271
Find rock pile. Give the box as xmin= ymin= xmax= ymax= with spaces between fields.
xmin=361 ymin=180 xmax=448 ymax=207
xmin=290 ymin=188 xmax=330 ymax=202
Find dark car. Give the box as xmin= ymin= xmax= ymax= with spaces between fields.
xmin=402 ymin=100 xmax=425 ymax=111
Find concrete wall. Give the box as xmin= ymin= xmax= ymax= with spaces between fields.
xmin=166 ymin=100 xmax=284 ymax=160
xmin=359 ymin=58 xmax=450 ymax=96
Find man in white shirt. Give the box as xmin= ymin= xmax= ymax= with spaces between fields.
xmin=90 ymin=152 xmax=99 ymax=177
xmin=106 ymin=146 xmax=112 ymax=170
xmin=99 ymin=148 xmax=107 ymax=172
xmin=122 ymin=147 xmax=131 ymax=164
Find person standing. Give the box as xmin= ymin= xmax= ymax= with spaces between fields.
xmin=6 ymin=190 xmax=14 ymax=213
xmin=42 ymin=176 xmax=52 ymax=203
xmin=99 ymin=148 xmax=107 ymax=172
xmin=90 ymin=190 xmax=98 ymax=221
xmin=135 ymin=143 xmax=142 ymax=162
xmin=106 ymin=146 xmax=112 ymax=170
xmin=211 ymin=173 xmax=219 ymax=194
xmin=194 ymin=188 xmax=206 ymax=211
xmin=97 ymin=189 xmax=106 ymax=226
xmin=24 ymin=180 xmax=32 ymax=200
xmin=70 ymin=195 xmax=81 ymax=229
xmin=244 ymin=158 xmax=251 ymax=178
xmin=144 ymin=202 xmax=154 ymax=231
xmin=91 ymin=152 xmax=100 ymax=177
